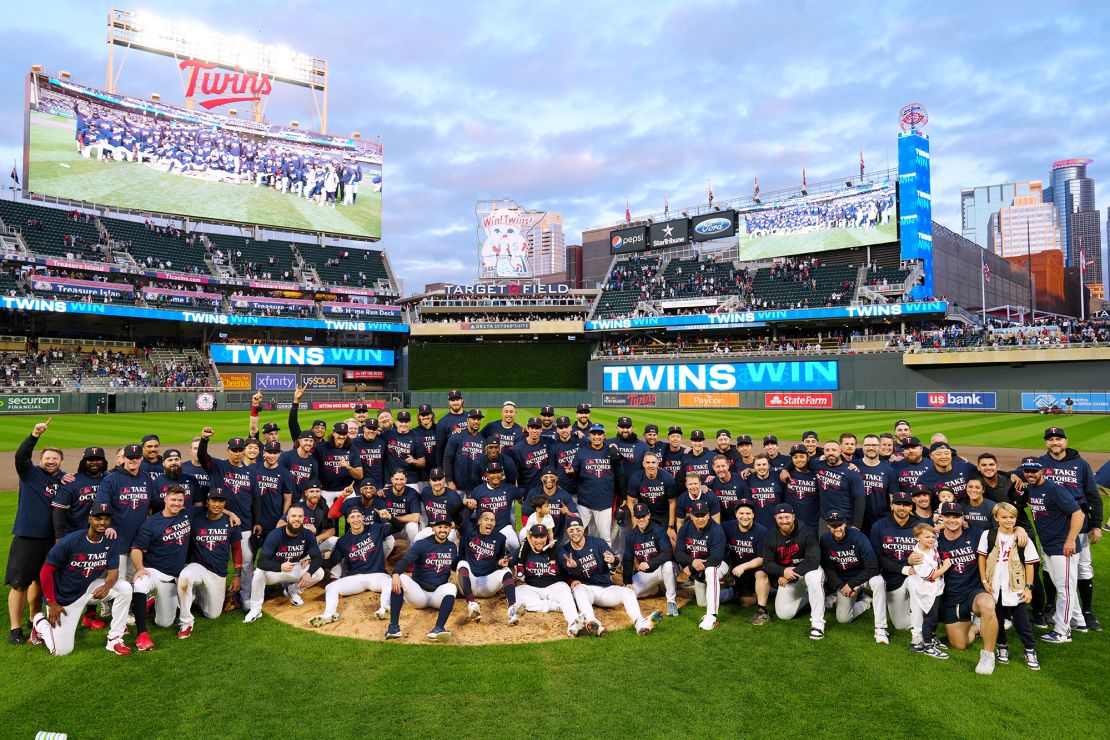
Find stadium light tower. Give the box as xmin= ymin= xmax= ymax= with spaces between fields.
xmin=105 ymin=8 xmax=330 ymax=131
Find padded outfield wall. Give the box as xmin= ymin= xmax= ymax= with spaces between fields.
xmin=588 ymin=351 xmax=1110 ymax=413
xmin=408 ymin=342 xmax=592 ymax=390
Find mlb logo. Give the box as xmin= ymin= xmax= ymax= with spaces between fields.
xmin=927 ymin=393 xmax=947 ymax=407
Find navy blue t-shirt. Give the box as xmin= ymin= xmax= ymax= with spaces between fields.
xmin=52 ymin=473 xmax=104 ymax=535
xmin=626 ymin=469 xmax=677 ymax=523
xmin=132 ymin=510 xmax=192 ymax=577
xmin=572 ymin=446 xmax=618 ymax=511
xmin=188 ymin=511 xmax=237 ymax=576
xmin=95 ymin=470 xmax=153 ymax=548
xmin=936 ymin=527 xmax=986 ymax=605
xmin=458 ymin=521 xmax=509 ymax=578
xmin=722 ymin=520 xmax=767 ymax=568
xmin=561 ymin=536 xmax=616 ymax=586
xmin=400 ymin=537 xmax=458 ymax=589
xmin=45 ymin=530 xmax=118 ymax=605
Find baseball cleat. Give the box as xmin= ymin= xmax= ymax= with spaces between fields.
xmin=426 ymin=627 xmax=452 ymax=642
xmin=874 ymin=628 xmax=889 ymax=645
xmin=8 ymin=629 xmax=26 ymax=645
xmin=105 ymin=639 xmax=132 ymax=656
xmin=648 ymin=609 xmax=662 ymax=624
xmin=808 ymin=627 xmax=825 ymax=641
xmin=666 ymin=601 xmax=679 ymax=617
xmin=1083 ymin=612 xmax=1102 ymax=632
xmin=82 ymin=612 xmax=107 ymax=630
xmin=1040 ymin=630 xmax=1071 ymax=643
xmin=1071 ymin=619 xmax=1088 ymax=633
xmin=996 ymin=645 xmax=1010 ymax=664
xmin=243 ymin=609 xmax=263 ymax=623
xmin=507 ymin=604 xmax=524 ymax=626
xmin=135 ymin=631 xmax=155 ymax=651
xmin=385 ymin=626 xmax=402 ymax=639
xmin=285 ymin=586 xmax=304 ymax=607
xmin=309 ymin=614 xmax=339 ymax=628
xmin=28 ymin=628 xmax=43 ymax=647
xmin=1024 ymin=649 xmax=1040 ymax=671
xmin=975 ymin=650 xmax=996 ymax=675
xmin=567 ymin=615 xmax=586 ymax=638
xmin=749 ymin=608 xmax=770 ymax=626
xmin=699 ymin=615 xmax=717 ymax=631
xmin=467 ymin=602 xmax=482 ymax=622
xmin=636 ymin=618 xmax=654 ymax=636
xmin=177 ymin=625 xmax=193 ymax=639
xmin=373 ymin=606 xmax=389 ymax=620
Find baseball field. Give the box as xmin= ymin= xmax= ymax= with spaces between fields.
xmin=27 ymin=111 xmax=383 ymax=239
xmin=1 ymin=408 xmax=1108 ymax=738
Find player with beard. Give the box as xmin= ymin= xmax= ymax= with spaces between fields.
xmin=821 ymin=512 xmax=886 ymax=640
xmin=722 ymin=500 xmax=771 ymax=624
xmin=443 ymin=410 xmax=488 ymax=492
xmin=385 ymin=519 xmax=459 ymax=641
xmin=763 ymin=503 xmax=826 ymax=640
xmin=976 ymin=453 xmax=1013 ymax=505
xmin=740 ymin=454 xmax=782 ymax=530
xmin=415 ymin=468 xmax=464 ymax=540
xmin=481 ymin=401 xmax=524 ymax=449
xmin=522 ymin=467 xmax=578 ymax=542
xmin=812 ymin=440 xmax=865 ymax=531
xmin=573 ymin=403 xmax=593 ymax=437
xmin=547 ymin=416 xmax=582 ymax=499
xmin=310 ymin=507 xmax=401 ymax=626
xmin=710 ymin=431 xmax=741 ymax=473
xmin=279 ymin=432 xmax=319 ymax=495
xmin=608 ymin=416 xmax=648 ymax=484
xmin=538 ymin=406 xmax=559 ymax=441
xmin=857 ymin=435 xmax=897 ymax=534
xmin=569 ymin=426 xmax=625 ymax=546
xmin=909 ymin=487 xmax=936 ymax=524
xmin=317 ymin=422 xmax=357 ymax=505
xmin=52 ymin=447 xmax=108 ymax=539
xmin=892 ymin=437 xmax=930 ymax=493
xmin=329 ymin=480 xmax=384 ymax=531
xmin=662 ymin=426 xmax=686 ymax=479
xmin=780 ymin=444 xmax=820 ymax=530
xmin=196 ymin=430 xmax=259 ymax=606
xmin=129 ymin=486 xmax=192 ymax=650
xmin=96 ymin=444 xmax=154 ymax=577
xmin=641 ymin=424 xmax=665 ymax=459
xmin=253 ymin=442 xmax=296 ymax=541
xmin=457 ymin=509 xmax=519 ymax=624
xmin=435 ymin=390 xmax=468 ymax=463
xmin=150 ymin=449 xmax=201 ymax=512
xmin=243 ymin=504 xmax=324 ymax=622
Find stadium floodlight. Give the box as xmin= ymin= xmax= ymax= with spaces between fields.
xmin=845 ymin=180 xmax=853 ymax=188
xmin=150 ymin=92 xmax=160 ymax=101
xmin=31 ymin=64 xmax=42 ymax=72
xmin=59 ymin=71 xmax=71 ymax=80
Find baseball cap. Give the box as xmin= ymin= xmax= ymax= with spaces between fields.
xmin=359 ymin=480 xmax=376 ymax=490
xmin=297 ymin=431 xmax=315 ymax=440
xmin=644 ymin=424 xmax=659 ymax=434
xmin=690 ymin=430 xmax=705 ymax=442
xmin=540 ymin=406 xmax=555 ymax=416
xmin=939 ymin=502 xmax=964 ymax=516
xmin=447 ymin=389 xmax=463 ymax=400
xmin=417 ymin=404 xmax=433 ymax=415
xmin=526 ymin=417 xmax=543 ymax=428
xmin=632 ymin=503 xmax=651 ymax=518
xmin=689 ymin=500 xmax=711 ymax=517
xmin=576 ymin=403 xmax=591 ymax=413
xmin=89 ymin=502 xmax=112 ymax=516
xmin=207 ymin=488 xmax=227 ymax=500
xmin=244 ymin=438 xmax=261 ymax=448
xmin=123 ymin=444 xmax=143 ymax=459
xmin=715 ymin=429 xmax=731 ymax=439
xmin=141 ymin=434 xmax=160 ymax=444
xmin=555 ymin=415 xmax=571 ymax=428
xmin=1044 ymin=427 xmax=1066 ymax=440
xmin=262 ymin=422 xmax=280 ymax=433
xmin=304 ymin=479 xmax=322 ymax=490
xmin=774 ymin=503 xmax=796 ymax=516
xmin=763 ymin=435 xmax=778 ymax=445
xmin=428 ymin=467 xmax=446 ymax=480
xmin=333 ymin=422 xmax=349 ymax=434
xmin=909 ymin=486 xmax=932 ymax=497
xmin=825 ymin=512 xmax=849 ymax=528
xmin=540 ymin=466 xmax=557 ymax=476
xmin=363 ymin=418 xmax=379 ymax=430
xmin=929 ymin=441 xmax=952 ymax=453
xmin=83 ymin=446 xmax=106 ymax=459
xmin=467 ymin=409 xmax=484 ymax=419
xmin=802 ymin=430 xmax=819 ymax=441
xmin=734 ymin=499 xmax=755 ymax=512
xmin=736 ymin=434 xmax=753 ymax=446
xmin=162 ymin=448 xmax=182 ymax=460
xmin=396 ymin=411 xmax=411 ymax=423
xmin=1020 ymin=456 xmax=1043 ymax=470
xmin=789 ymin=443 xmax=807 ymax=455
xmin=485 ymin=461 xmax=504 ymax=473
xmin=668 ymin=425 xmax=683 ymax=435
xmin=588 ymin=424 xmax=606 ymax=434
xmin=528 ymin=523 xmax=550 ymax=538
xmin=263 ymin=441 xmax=282 ymax=453
xmin=502 ymin=401 xmax=516 ymax=409
xmin=617 ymin=416 xmax=633 ymax=428
xmin=894 ymin=419 xmax=911 ymax=428
xmin=353 ymin=403 xmax=369 ymax=413
xmin=565 ymin=516 xmax=584 ymax=529
xmin=900 ymin=436 xmax=922 ymax=449
xmin=890 ymin=491 xmax=913 ymax=505
xmin=311 ymin=419 xmax=327 ymax=428
xmin=430 ymin=516 xmax=452 ymax=526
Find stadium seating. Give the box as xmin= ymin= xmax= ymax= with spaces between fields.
xmin=99 ymin=216 xmax=211 ymax=274
xmin=299 ymin=243 xmax=391 ymax=290
xmin=661 ymin=257 xmax=747 ymax=300
xmin=0 ymin=200 xmax=104 ymax=260
xmin=593 ymin=255 xmax=663 ymax=320
xmin=208 ymin=234 xmax=298 ymax=280
xmin=749 ymin=263 xmax=857 ymax=309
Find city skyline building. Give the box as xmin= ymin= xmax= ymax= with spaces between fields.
xmin=987 ymin=181 xmax=1061 ymax=259
xmin=527 ymin=212 xmax=566 ymax=276
xmin=961 ymin=180 xmax=1035 ymax=248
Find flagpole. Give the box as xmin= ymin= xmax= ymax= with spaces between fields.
xmin=980 ymin=249 xmax=987 ymax=324
xmin=1079 ymin=241 xmax=1086 ymax=321
xmin=1026 ymin=220 xmax=1034 ymax=321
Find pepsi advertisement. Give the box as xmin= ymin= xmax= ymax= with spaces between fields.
xmin=610 ymin=226 xmax=648 ymax=255
xmin=690 ymin=210 xmax=737 ymax=242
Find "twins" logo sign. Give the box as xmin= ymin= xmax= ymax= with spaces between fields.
xmin=179 ymin=59 xmax=273 ymax=109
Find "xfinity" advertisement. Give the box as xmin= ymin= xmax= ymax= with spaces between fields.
xmin=210 ymin=344 xmax=395 ymax=367
xmin=915 ymin=392 xmax=997 ymax=411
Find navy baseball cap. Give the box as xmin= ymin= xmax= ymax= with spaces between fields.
xmin=576 ymin=403 xmax=591 ymax=413
xmin=644 ymin=424 xmax=659 ymax=434
xmin=527 ymin=417 xmax=543 ymax=428
xmin=468 ymin=409 xmax=484 ymax=419
xmin=123 ymin=444 xmax=143 ymax=459
xmin=359 ymin=479 xmax=377 ymax=490
xmin=418 ymin=404 xmax=433 ymax=415
xmin=89 ymin=502 xmax=112 ymax=516
xmin=763 ymin=435 xmax=778 ymax=445
xmin=297 ymin=431 xmax=315 ymax=440
xmin=364 ymin=418 xmax=380 ymax=430
xmin=304 ymin=479 xmax=322 ymax=490
xmin=789 ymin=443 xmax=807 ymax=455
xmin=227 ymin=437 xmax=247 ymax=451
xmin=802 ymin=431 xmax=819 ymax=441
xmin=1044 ymin=427 xmax=1066 ymax=440
xmin=910 ymin=487 xmax=932 ymax=497
xmin=891 ymin=491 xmax=913 ymax=505
xmin=141 ymin=434 xmax=160 ymax=444
xmin=588 ymin=424 xmax=606 ymax=434
xmin=528 ymin=523 xmax=550 ymax=537
xmin=736 ymin=434 xmax=753 ymax=446
xmin=447 ymin=389 xmax=463 ymax=400
xmin=162 ymin=448 xmax=182 ymax=460
xmin=485 ymin=461 xmax=504 ymax=473
xmin=430 ymin=516 xmax=452 ymax=527
xmin=311 ymin=419 xmax=327 ymax=428
xmin=929 ymin=441 xmax=952 ymax=453
xmin=555 ymin=415 xmax=571 ymax=428
xmin=668 ymin=425 xmax=682 ymax=435
xmin=715 ymin=429 xmax=731 ymax=439
xmin=632 ymin=503 xmax=651 ymax=518
xmin=83 ymin=446 xmax=106 ymax=459
xmin=1020 ymin=456 xmax=1043 ymax=470
xmin=825 ymin=512 xmax=848 ymax=528
xmin=262 ymin=422 xmax=280 ymax=433
xmin=689 ymin=500 xmax=711 ymax=516
xmin=900 ymin=436 xmax=922 ymax=449
xmin=333 ymin=422 xmax=349 ymax=434
xmin=263 ymin=441 xmax=282 ymax=453
xmin=895 ymin=419 xmax=911 ymax=428
xmin=734 ymin=499 xmax=755 ymax=512
xmin=565 ymin=516 xmax=584 ymax=529
xmin=353 ymin=403 xmax=369 ymax=413
xmin=396 ymin=411 xmax=411 ymax=422
xmin=939 ymin=502 xmax=964 ymax=516
xmin=540 ymin=466 xmax=557 ymax=476
xmin=690 ymin=430 xmax=705 ymax=442
xmin=774 ymin=503 xmax=796 ymax=516
xmin=207 ymin=488 xmax=227 ymax=500
xmin=617 ymin=416 xmax=633 ymax=428
xmin=540 ymin=406 xmax=555 ymax=416
xmin=428 ymin=467 xmax=446 ymax=480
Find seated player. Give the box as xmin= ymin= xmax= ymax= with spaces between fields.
xmin=416 ymin=468 xmax=464 ymax=542
xmin=463 ymin=461 xmax=525 ymax=551
xmin=722 ymin=500 xmax=771 ymax=625
xmin=511 ymin=524 xmax=587 ymax=637
xmin=176 ymin=490 xmax=242 ymax=639
xmin=820 ymin=511 xmax=888 ymax=644
xmin=565 ymin=517 xmax=660 ymax=636
xmin=310 ymin=507 xmax=402 ymax=626
xmin=457 ymin=509 xmax=520 ymax=624
xmin=675 ymin=500 xmax=726 ymax=631
xmin=763 ymin=503 xmax=826 ymax=640
xmin=622 ymin=503 xmax=679 ymax=617
xmin=385 ymin=518 xmax=459 ymax=642
xmin=243 ymin=504 xmax=325 ymax=622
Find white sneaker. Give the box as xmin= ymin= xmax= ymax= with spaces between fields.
xmin=243 ymin=608 xmax=262 ymax=623
xmin=508 ymin=603 xmax=524 ymax=626
xmin=699 ymin=614 xmax=718 ymax=631
xmin=467 ymin=602 xmax=482 ymax=622
xmin=286 ymin=587 xmax=304 ymax=607
xmin=975 ymin=649 xmax=996 ymax=675
xmin=373 ymin=606 xmax=389 ymax=620
xmin=567 ymin=614 xmax=586 ymax=638
xmin=874 ymin=628 xmax=889 ymax=645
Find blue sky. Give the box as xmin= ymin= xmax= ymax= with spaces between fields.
xmin=2 ymin=1 xmax=1109 ymax=292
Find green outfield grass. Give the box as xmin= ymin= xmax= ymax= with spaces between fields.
xmin=28 ymin=111 xmax=381 ymax=239
xmin=0 ymin=487 xmax=1108 ymax=739
xmin=3 ymin=408 xmax=1109 ymax=453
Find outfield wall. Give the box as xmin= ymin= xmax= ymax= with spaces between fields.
xmin=408 ymin=342 xmax=592 ymax=390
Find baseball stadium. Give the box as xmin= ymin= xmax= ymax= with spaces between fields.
xmin=3 ymin=8 xmax=1110 ymax=740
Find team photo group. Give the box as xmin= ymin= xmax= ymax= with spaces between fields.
xmin=6 ymin=389 xmax=1105 ymax=677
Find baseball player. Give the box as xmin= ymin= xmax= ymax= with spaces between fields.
xmin=139 ymin=434 xmax=164 ymax=480
xmin=661 ymin=425 xmax=686 ymax=479
xmin=96 ymin=443 xmax=154 ymax=577
xmin=780 ymin=443 xmax=820 ymax=530
xmin=625 ymin=452 xmax=677 ymax=533
xmin=869 ymin=491 xmax=918 ymax=633
xmin=416 ymin=468 xmax=464 ymax=541
xmin=253 ymin=441 xmax=296 ymax=538
xmin=740 ymin=453 xmax=783 ymax=529
xmin=892 ymin=437 xmax=930 ymax=493
xmin=52 ymin=446 xmax=108 ymax=539
xmin=481 ymin=401 xmax=523 ymax=448
xmin=812 ymin=440 xmax=866 ymax=531
xmin=804 ymin=432 xmax=824 ymax=460
xmin=538 ymin=406 xmax=559 ymax=441
xmin=150 ymin=448 xmax=203 ymax=512
xmin=681 ymin=430 xmax=714 ymax=480
xmin=442 ymin=410 xmax=488 ymax=492
xmin=622 ymin=503 xmax=678 ymax=617
xmin=316 ymin=422 xmax=356 ymax=505
xmin=572 ymin=402 xmax=592 ymax=437
xmin=383 ymin=412 xmax=426 ymax=485
xmin=243 ymin=504 xmax=324 ymax=622
xmin=674 ymin=472 xmax=721 ymax=530
xmin=196 ymin=430 xmax=259 ymax=606
xmin=568 ymin=425 xmax=624 ymax=545
xmin=564 ymin=516 xmax=660 ymax=636
xmin=130 ymin=485 xmax=192 ymax=651
xmin=379 ymin=471 xmax=422 ymax=544
xmin=546 ymin=416 xmax=582 ymax=498
xmin=29 ymin=503 xmax=134 ymax=656
xmin=279 ymin=432 xmax=319 ymax=494
xmin=349 ymin=419 xmax=386 ymax=490
xmin=722 ymin=500 xmax=771 ymax=625
xmin=463 ymin=461 xmax=525 ymax=551
xmin=521 ymin=466 xmax=579 ymax=542
xmin=328 ymin=479 xmax=384 ymax=530
xmin=414 ymin=405 xmax=439 ymax=481
xmin=511 ymin=525 xmax=586 ymax=637
xmin=510 ymin=418 xmax=551 ymax=492
xmin=385 ymin=518 xmax=458 ymax=641
xmin=762 ymin=503 xmax=826 ymax=640
xmin=176 ymin=489 xmax=242 ymax=639
xmin=457 ymin=509 xmax=519 ymax=624
xmin=857 ymin=434 xmax=897 ymax=534
xmin=675 ymin=500 xmax=726 ymax=631
xmin=820 ymin=511 xmax=887 ymax=643
xmin=433 ymin=390 xmax=468 ymax=466
xmin=310 ymin=507 xmax=401 ymax=626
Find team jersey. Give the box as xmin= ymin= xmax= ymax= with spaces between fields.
xmin=278 ymin=450 xmax=319 ymax=493
xmin=188 ymin=512 xmax=237 ymax=576
xmin=347 ymin=436 xmax=385 ymax=490
xmin=380 ymin=487 xmax=421 ymax=521
xmin=253 ymin=464 xmax=296 ymax=530
xmin=315 ymin=441 xmax=355 ymax=489
xmin=936 ymin=527 xmax=986 ymax=604
xmin=681 ymin=449 xmax=715 ymax=480
xmin=443 ymin=430 xmax=487 ymax=491
xmin=509 ymin=439 xmax=550 ymax=491
xmin=856 ymin=460 xmax=896 ymax=524
xmin=765 ymin=452 xmax=792 ymax=475
xmin=480 ymin=421 xmax=524 ymax=449
xmin=339 ymin=496 xmax=383 ymax=527
xmin=626 ymin=469 xmax=677 ymax=524
xmin=661 ymin=446 xmax=686 ymax=479
xmin=413 ymin=426 xmax=438 ymax=481
xmin=547 ymin=436 xmax=581 ymax=496
xmin=869 ymin=515 xmax=918 ymax=589
xmin=419 ymin=486 xmax=464 ymax=527
xmin=132 ymin=510 xmax=192 ymax=578
xmin=435 ymin=412 xmax=469 ymax=465
xmin=820 ymin=528 xmax=878 ymax=588
xmin=608 ymin=436 xmax=648 ymax=480
xmin=45 ymin=530 xmax=118 ymax=606
xmin=325 ymin=523 xmax=396 ymax=575
xmin=1022 ymin=479 xmax=1082 ymax=556
xmin=399 ymin=537 xmax=458 ymax=589
xmin=512 ymin=546 xmax=567 ymax=588
xmin=918 ymin=460 xmax=979 ymax=499
xmin=95 ymin=469 xmax=153 ymax=548
xmin=674 ymin=491 xmax=721 ymax=523
xmin=140 ymin=458 xmax=164 ymax=482
xmin=561 ymin=536 xmax=616 ymax=586
xmin=813 ymin=460 xmax=865 ymax=523
xmin=1040 ymin=450 xmax=1100 ymax=532
xmin=741 ymin=474 xmax=783 ymax=530
xmin=783 ymin=465 xmax=820 ymax=529
xmin=571 ymin=446 xmax=619 ymax=511
xmin=712 ymin=447 xmax=743 ymax=473
xmin=13 ymin=435 xmax=67 ymax=539
xmin=892 ymin=458 xmax=931 ymax=493
xmin=382 ymin=430 xmax=425 ymax=481
xmin=468 ymin=483 xmax=524 ymax=532
xmin=521 ymin=487 xmax=578 ymax=539
xmin=52 ymin=472 xmax=104 ymax=535
xmin=675 ymin=519 xmax=726 ymax=570
xmin=149 ymin=472 xmax=200 ymax=512
xmin=621 ymin=524 xmax=673 ymax=582
xmin=258 ymin=527 xmax=322 ymax=572
xmin=722 ymin=520 xmax=767 ymax=568
xmin=458 ymin=521 xmax=509 ymax=577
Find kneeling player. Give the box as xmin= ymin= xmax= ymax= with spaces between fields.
xmin=457 ymin=510 xmax=520 ymax=624
xmin=820 ymin=512 xmax=888 ymax=643
xmin=310 ymin=507 xmax=401 ymax=626
xmin=386 ymin=518 xmax=458 ymax=641
xmin=176 ymin=490 xmax=242 ymax=639
xmin=130 ymin=485 xmax=192 ymax=651
xmin=623 ymin=503 xmax=678 ymax=617
xmin=675 ymin=500 xmax=726 ymax=631
xmin=243 ymin=505 xmax=325 ymax=622
xmin=722 ymin=500 xmax=771 ymax=625
xmin=566 ymin=517 xmax=660 ymax=636
xmin=31 ymin=503 xmax=134 ymax=656
xmin=763 ymin=503 xmax=826 ymax=640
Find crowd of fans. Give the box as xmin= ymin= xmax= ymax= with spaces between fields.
xmin=892 ymin=318 xmax=1110 ymax=350
xmin=593 ymin=330 xmax=853 ymax=358
xmin=414 ymin=311 xmax=588 ymax=324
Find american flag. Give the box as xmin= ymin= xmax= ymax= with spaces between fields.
xmin=664 ymin=189 xmax=669 ymax=217
xmin=707 ymin=179 xmax=714 ymax=207
xmin=983 ymin=263 xmax=990 ymax=283
xmin=625 ymin=198 xmax=631 ymax=223
xmin=859 ymin=147 xmax=864 ymax=179
xmin=754 ymin=175 xmax=760 ymax=199
xmin=802 ymin=160 xmax=807 ymax=190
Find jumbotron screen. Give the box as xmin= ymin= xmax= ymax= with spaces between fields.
xmin=24 ymin=75 xmax=382 ymax=239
